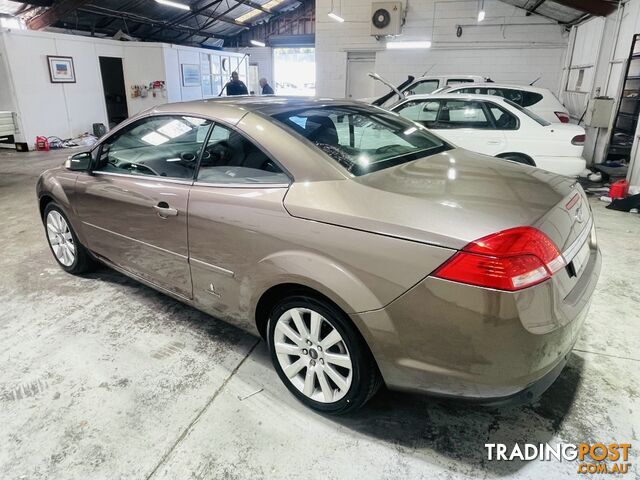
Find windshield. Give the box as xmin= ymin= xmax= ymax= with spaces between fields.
xmin=272 ymin=106 xmax=450 ymax=176
xmin=504 ymin=99 xmax=550 ymax=126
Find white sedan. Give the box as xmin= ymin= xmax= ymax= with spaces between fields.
xmin=431 ymin=83 xmax=571 ymax=124
xmin=390 ymin=94 xmax=586 ymax=176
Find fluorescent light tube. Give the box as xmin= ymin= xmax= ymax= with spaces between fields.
xmin=387 ymin=41 xmax=431 ymax=49
xmin=236 ymin=10 xmax=261 ymax=22
xmin=328 ymin=12 xmax=345 ymax=22
xmin=250 ymin=39 xmax=266 ymax=47
xmin=155 ymin=0 xmax=190 ymax=11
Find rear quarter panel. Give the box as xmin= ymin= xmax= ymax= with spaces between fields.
xmin=186 ymin=184 xmax=454 ymax=336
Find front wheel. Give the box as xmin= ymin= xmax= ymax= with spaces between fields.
xmin=44 ymin=203 xmax=96 ymax=274
xmin=268 ymin=295 xmax=381 ymax=414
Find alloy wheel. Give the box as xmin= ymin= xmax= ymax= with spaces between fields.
xmin=46 ymin=210 xmax=75 ymax=267
xmin=273 ymin=307 xmax=353 ymax=403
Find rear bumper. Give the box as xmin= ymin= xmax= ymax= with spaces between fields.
xmin=533 ymin=156 xmax=586 ymax=177
xmin=474 ymin=352 xmax=569 ymax=407
xmin=350 ymin=244 xmax=601 ymax=402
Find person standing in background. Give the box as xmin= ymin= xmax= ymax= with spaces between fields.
xmin=225 ymin=71 xmax=248 ymax=96
xmin=259 ymin=78 xmax=274 ymax=95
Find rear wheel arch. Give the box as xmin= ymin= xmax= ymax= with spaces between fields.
xmin=254 ymin=282 xmax=381 ymax=368
xmin=256 ymin=283 xmax=349 ymax=339
xmin=496 ymin=152 xmax=536 ymax=166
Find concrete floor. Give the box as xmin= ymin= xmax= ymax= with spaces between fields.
xmin=0 ymin=148 xmax=638 ymax=480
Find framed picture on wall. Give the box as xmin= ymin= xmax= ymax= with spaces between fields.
xmin=47 ymin=56 xmax=76 ymax=83
xmin=181 ymin=64 xmax=201 ymax=87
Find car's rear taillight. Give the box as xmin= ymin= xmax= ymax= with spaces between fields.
xmin=433 ymin=227 xmax=565 ymax=291
xmin=555 ymin=111 xmax=570 ymax=123
xmin=571 ymin=134 xmax=585 ymax=146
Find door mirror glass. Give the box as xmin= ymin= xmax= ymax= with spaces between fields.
xmin=65 ymin=152 xmax=92 ymax=171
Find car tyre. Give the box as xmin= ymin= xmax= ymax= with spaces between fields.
xmin=268 ymin=295 xmax=381 ymax=414
xmin=44 ymin=203 xmax=96 ymax=274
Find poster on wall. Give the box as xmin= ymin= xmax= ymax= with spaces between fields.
xmin=181 ymin=64 xmax=201 ymax=87
xmin=47 ymin=56 xmax=76 ymax=83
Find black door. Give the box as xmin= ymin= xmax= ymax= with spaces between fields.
xmin=98 ymin=57 xmax=129 ymax=129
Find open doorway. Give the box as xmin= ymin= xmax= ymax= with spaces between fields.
xmin=273 ymin=47 xmax=315 ymax=96
xmin=98 ymin=57 xmax=129 ymax=129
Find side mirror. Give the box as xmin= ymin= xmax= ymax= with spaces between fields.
xmin=64 ymin=151 xmax=92 ymax=171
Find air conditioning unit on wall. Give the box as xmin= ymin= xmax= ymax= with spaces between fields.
xmin=371 ymin=2 xmax=403 ymax=37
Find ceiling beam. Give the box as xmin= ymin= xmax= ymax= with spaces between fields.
xmin=525 ymin=0 xmax=546 ymax=16
xmin=178 ymin=0 xmax=252 ymax=42
xmin=549 ymin=0 xmax=617 ymax=17
xmin=243 ymin=0 xmax=270 ymax=13
xmin=98 ymin=0 xmax=148 ymax=29
xmin=166 ymin=0 xmax=223 ymax=27
xmin=199 ymin=0 xmax=250 ymax=31
xmin=26 ymin=0 xmax=91 ymax=30
xmin=76 ymin=5 xmax=229 ymax=40
xmin=215 ymin=16 xmax=249 ymax=28
xmin=143 ymin=1 xmax=224 ymax=39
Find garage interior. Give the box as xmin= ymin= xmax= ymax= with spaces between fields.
xmin=0 ymin=0 xmax=639 ymax=479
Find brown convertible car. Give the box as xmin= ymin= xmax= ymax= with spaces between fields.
xmin=37 ymin=97 xmax=601 ymax=414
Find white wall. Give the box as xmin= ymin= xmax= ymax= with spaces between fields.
xmin=0 ymin=29 xmax=109 ymax=143
xmin=0 ymin=34 xmax=20 ymax=124
xmin=315 ymin=0 xmax=570 ymax=98
xmin=0 ymin=28 xmax=247 ymax=147
xmin=163 ymin=47 xmax=182 ymax=104
xmin=123 ymin=44 xmax=167 ymax=115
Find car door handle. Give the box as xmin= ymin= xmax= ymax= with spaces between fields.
xmin=487 ymin=140 xmax=502 ymax=144
xmin=154 ymin=202 xmax=178 ymax=218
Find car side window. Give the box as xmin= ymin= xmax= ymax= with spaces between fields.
xmin=394 ymin=100 xmax=440 ymax=127
xmin=95 ymin=115 xmax=212 ymax=180
xmin=436 ymin=100 xmax=492 ymax=129
xmin=196 ymin=123 xmax=290 ymax=185
xmin=521 ymin=91 xmax=544 ymax=107
xmin=455 ymin=87 xmax=487 ymax=95
xmin=407 ymin=80 xmax=440 ymax=95
xmin=487 ymin=104 xmax=519 ymax=130
xmin=500 ymin=89 xmax=524 ymax=105
xmin=483 ymin=88 xmax=507 ymax=99
xmin=446 ymin=78 xmax=475 ymax=85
